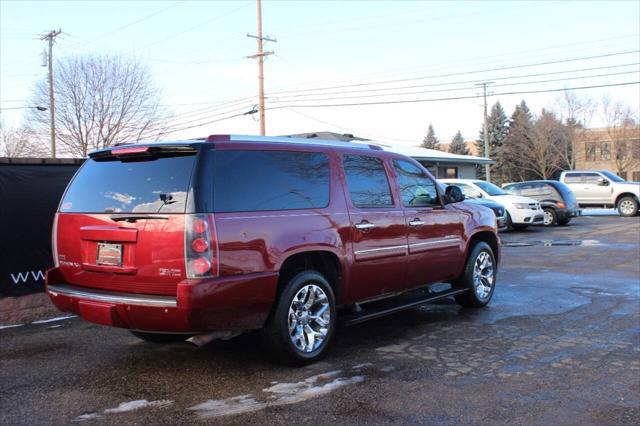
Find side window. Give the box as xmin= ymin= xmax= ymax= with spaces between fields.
xmin=503 ymin=185 xmax=518 ymax=195
xmin=545 ymin=184 xmax=563 ymax=201
xmin=393 ymin=159 xmax=438 ymax=207
xmin=454 ymin=183 xmax=482 ymax=198
xmin=343 ymin=155 xmax=393 ymax=208
xmin=213 ymin=150 xmax=330 ymax=212
xmin=583 ymin=173 xmax=602 ymax=184
xmin=564 ymin=173 xmax=582 ymax=183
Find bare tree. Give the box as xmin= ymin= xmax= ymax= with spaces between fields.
xmin=0 ymin=119 xmax=48 ymax=158
xmin=601 ymin=96 xmax=640 ymax=177
xmin=27 ymin=54 xmax=167 ymax=157
xmin=554 ymin=90 xmax=596 ymax=170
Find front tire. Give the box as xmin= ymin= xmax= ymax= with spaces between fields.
xmin=543 ymin=207 xmax=557 ymax=226
xmin=454 ymin=242 xmax=497 ymax=308
xmin=617 ymin=196 xmax=639 ymax=217
xmin=260 ymin=270 xmax=336 ymax=366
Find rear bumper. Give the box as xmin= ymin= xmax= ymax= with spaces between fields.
xmin=45 ymin=268 xmax=278 ymax=333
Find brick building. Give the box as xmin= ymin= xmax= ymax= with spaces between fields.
xmin=574 ymin=127 xmax=640 ymax=181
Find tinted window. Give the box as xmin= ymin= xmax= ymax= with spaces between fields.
xmin=563 ymin=173 xmax=582 ymax=183
xmin=343 ymin=155 xmax=393 ymax=208
xmin=583 ymin=173 xmax=602 ymax=184
xmin=474 ymin=181 xmax=507 ymax=196
xmin=213 ymin=150 xmax=330 ymax=212
xmin=393 ymin=159 xmax=438 ymax=207
xmin=450 ymin=182 xmax=482 ymax=198
xmin=61 ymin=153 xmax=196 ymax=213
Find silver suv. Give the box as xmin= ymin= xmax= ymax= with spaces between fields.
xmin=559 ymin=170 xmax=640 ymax=217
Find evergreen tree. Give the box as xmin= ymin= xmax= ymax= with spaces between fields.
xmin=501 ymin=100 xmax=535 ymax=182
xmin=475 ymin=102 xmax=509 ymax=180
xmin=421 ymin=123 xmax=439 ymax=149
xmin=448 ymin=130 xmax=470 ymax=155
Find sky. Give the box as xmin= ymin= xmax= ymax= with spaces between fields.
xmin=1 ymin=0 xmax=639 ymax=147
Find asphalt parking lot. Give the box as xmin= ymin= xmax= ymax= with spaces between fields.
xmin=1 ymin=214 xmax=639 ymax=425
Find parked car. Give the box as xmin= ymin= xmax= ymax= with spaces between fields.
xmin=559 ymin=170 xmax=640 ymax=217
xmin=437 ymin=182 xmax=506 ymax=230
xmin=502 ymin=180 xmax=580 ymax=226
xmin=46 ymin=135 xmax=500 ymax=365
xmin=440 ymin=179 xmax=544 ymax=230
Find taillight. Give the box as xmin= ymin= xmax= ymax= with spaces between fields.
xmin=185 ymin=214 xmax=219 ymax=278
xmin=557 ymin=201 xmax=566 ymax=209
xmin=52 ymin=213 xmax=59 ymax=267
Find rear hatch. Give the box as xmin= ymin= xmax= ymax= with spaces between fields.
xmin=54 ymin=145 xmax=198 ymax=296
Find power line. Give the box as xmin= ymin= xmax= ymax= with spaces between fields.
xmin=268 ymin=62 xmax=640 ymax=99
xmin=267 ymin=50 xmax=640 ymax=95
xmin=266 ymin=70 xmax=639 ymax=103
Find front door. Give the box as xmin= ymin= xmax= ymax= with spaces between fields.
xmin=342 ymin=154 xmax=408 ymax=302
xmin=392 ymin=159 xmax=466 ymax=288
xmin=581 ymin=172 xmax=613 ymax=203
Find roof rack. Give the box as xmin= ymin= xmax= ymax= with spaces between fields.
xmin=204 ymin=134 xmax=383 ymax=151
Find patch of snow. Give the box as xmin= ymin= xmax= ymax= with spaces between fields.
xmin=72 ymin=412 xmax=102 ymax=422
xmin=352 ymin=363 xmax=374 ymax=370
xmin=46 ymin=324 xmax=63 ymax=329
xmin=580 ymin=239 xmax=602 ymax=246
xmin=581 ymin=208 xmax=618 ymax=216
xmin=380 ymin=366 xmax=396 ymax=372
xmin=32 ymin=315 xmax=76 ymax=324
xmin=189 ymin=370 xmax=366 ymax=419
xmin=0 ymin=323 xmax=24 ymax=330
xmin=188 ymin=395 xmax=263 ymax=418
xmin=103 ymin=399 xmax=173 ymax=414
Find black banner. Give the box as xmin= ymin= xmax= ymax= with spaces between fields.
xmin=0 ymin=161 xmax=81 ymax=297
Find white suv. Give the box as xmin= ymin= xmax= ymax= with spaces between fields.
xmin=440 ymin=179 xmax=544 ymax=230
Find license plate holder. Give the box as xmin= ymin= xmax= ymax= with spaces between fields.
xmin=97 ymin=243 xmax=123 ymax=266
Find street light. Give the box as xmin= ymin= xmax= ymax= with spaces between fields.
xmin=0 ymin=105 xmax=48 ymax=112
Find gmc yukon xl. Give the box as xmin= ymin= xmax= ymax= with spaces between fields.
xmin=46 ymin=135 xmax=500 ymax=365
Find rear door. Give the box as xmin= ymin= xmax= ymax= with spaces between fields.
xmin=392 ymin=159 xmax=465 ymax=288
xmin=55 ymin=146 xmax=198 ymax=295
xmin=342 ymin=154 xmax=407 ymax=301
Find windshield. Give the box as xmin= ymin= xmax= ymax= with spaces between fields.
xmin=60 ymin=153 xmax=196 ymax=213
xmin=600 ymin=170 xmax=625 ymax=182
xmin=474 ymin=181 xmax=507 ymax=196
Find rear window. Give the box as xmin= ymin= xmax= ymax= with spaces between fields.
xmin=212 ymin=150 xmax=330 ymax=212
xmin=60 ymin=153 xmax=196 ymax=213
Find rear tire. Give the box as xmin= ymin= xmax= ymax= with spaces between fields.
xmin=131 ymin=331 xmax=188 ymax=344
xmin=454 ymin=241 xmax=496 ymax=308
xmin=617 ymin=196 xmax=639 ymax=217
xmin=260 ymin=270 xmax=336 ymax=366
xmin=542 ymin=208 xmax=557 ymax=226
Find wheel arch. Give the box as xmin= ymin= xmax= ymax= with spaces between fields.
xmin=615 ymin=192 xmax=639 ymax=206
xmin=276 ymin=250 xmax=343 ymax=303
xmin=466 ymin=230 xmax=500 ymax=265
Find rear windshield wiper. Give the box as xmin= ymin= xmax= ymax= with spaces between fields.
xmin=110 ymin=214 xmax=169 ymax=223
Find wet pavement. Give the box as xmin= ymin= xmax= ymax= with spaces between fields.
xmin=1 ymin=215 xmax=639 ymax=425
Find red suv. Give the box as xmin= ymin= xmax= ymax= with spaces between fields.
xmin=46 ymin=135 xmax=500 ymax=365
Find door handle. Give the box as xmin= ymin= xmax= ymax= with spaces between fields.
xmin=355 ymin=222 xmax=375 ymax=231
xmin=409 ymin=219 xmax=425 ymax=227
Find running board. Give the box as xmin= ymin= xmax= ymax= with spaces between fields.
xmin=341 ymin=287 xmax=469 ymax=326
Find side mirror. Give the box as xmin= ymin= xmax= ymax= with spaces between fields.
xmin=445 ymin=185 xmax=465 ymax=203
xmin=597 ymin=177 xmax=609 ymax=186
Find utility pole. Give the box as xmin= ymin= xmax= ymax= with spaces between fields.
xmin=246 ymin=0 xmax=275 ymax=135
xmin=476 ymin=82 xmax=494 ymax=182
xmin=41 ymin=29 xmax=61 ymax=158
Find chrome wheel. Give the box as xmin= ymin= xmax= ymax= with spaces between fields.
xmin=619 ymin=199 xmax=636 ymax=216
xmin=288 ymin=284 xmax=331 ymax=353
xmin=473 ymin=251 xmax=494 ymax=301
xmin=543 ymin=210 xmax=554 ymax=226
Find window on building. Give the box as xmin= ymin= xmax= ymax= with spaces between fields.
xmin=343 ymin=155 xmax=394 ymax=208
xmin=616 ymin=141 xmax=628 ymax=161
xmin=631 ymin=139 xmax=640 ymax=160
xmin=600 ymin=142 xmax=611 ymax=160
xmin=633 ymin=171 xmax=640 ymax=182
xmin=393 ymin=159 xmax=439 ymax=207
xmin=585 ymin=143 xmax=596 ymax=161
xmin=619 ymin=171 xmax=628 ymax=180
xmin=444 ymin=167 xmax=458 ymax=179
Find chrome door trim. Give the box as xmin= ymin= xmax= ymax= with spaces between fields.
xmin=354 ymin=244 xmax=409 ymax=255
xmin=48 ymin=284 xmax=177 ymax=307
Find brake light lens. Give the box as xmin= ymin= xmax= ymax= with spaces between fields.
xmin=111 ymin=146 xmax=150 ymax=156
xmin=52 ymin=213 xmax=59 ymax=267
xmin=557 ymin=201 xmax=566 ymax=209
xmin=185 ymin=214 xmax=218 ymax=278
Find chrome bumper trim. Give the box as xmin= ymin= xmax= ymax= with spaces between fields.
xmin=47 ymin=284 xmax=177 ymax=308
